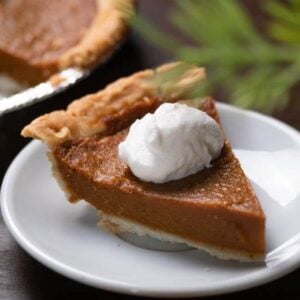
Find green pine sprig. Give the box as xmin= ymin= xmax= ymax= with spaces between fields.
xmin=127 ymin=0 xmax=300 ymax=113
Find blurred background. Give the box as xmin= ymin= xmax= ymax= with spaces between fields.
xmin=133 ymin=0 xmax=300 ymax=121
xmin=1 ymin=1 xmax=300 ymax=299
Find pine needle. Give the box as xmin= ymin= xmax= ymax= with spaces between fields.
xmin=126 ymin=0 xmax=300 ymax=113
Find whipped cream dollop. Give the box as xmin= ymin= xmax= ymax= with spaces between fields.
xmin=118 ymin=103 xmax=225 ymax=183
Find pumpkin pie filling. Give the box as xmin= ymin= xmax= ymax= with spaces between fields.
xmin=0 ymin=0 xmax=96 ymax=84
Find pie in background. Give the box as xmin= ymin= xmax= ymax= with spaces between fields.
xmin=0 ymin=0 xmax=134 ymax=85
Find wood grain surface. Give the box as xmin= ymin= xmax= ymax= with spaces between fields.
xmin=0 ymin=1 xmax=299 ymax=299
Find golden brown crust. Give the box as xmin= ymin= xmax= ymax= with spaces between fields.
xmin=99 ymin=213 xmax=264 ymax=262
xmin=21 ymin=63 xmax=206 ymax=148
xmin=59 ymin=0 xmax=134 ymax=70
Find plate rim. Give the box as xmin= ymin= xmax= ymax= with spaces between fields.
xmin=1 ymin=103 xmax=300 ymax=298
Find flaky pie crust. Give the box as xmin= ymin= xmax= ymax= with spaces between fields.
xmin=59 ymin=0 xmax=134 ymax=70
xmin=22 ymin=62 xmax=206 ymax=148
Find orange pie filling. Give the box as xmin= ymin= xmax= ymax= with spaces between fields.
xmin=0 ymin=0 xmax=97 ymax=84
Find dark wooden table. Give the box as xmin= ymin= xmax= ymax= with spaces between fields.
xmin=1 ymin=1 xmax=300 ymax=299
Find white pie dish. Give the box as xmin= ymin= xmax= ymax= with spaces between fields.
xmin=1 ymin=102 xmax=300 ymax=297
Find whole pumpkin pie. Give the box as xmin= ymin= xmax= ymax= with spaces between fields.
xmin=0 ymin=0 xmax=133 ymax=85
xmin=22 ymin=63 xmax=265 ymax=261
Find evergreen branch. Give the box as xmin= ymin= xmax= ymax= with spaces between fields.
xmin=265 ymin=0 xmax=300 ymax=44
xmin=128 ymin=0 xmax=300 ymax=113
xmin=130 ymin=16 xmax=180 ymax=52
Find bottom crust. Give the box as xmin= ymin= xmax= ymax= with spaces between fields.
xmin=98 ymin=212 xmax=264 ymax=263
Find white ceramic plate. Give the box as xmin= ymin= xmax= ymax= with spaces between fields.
xmin=1 ymin=103 xmax=300 ymax=298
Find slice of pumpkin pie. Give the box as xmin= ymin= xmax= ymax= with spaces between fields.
xmin=22 ymin=63 xmax=265 ymax=261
